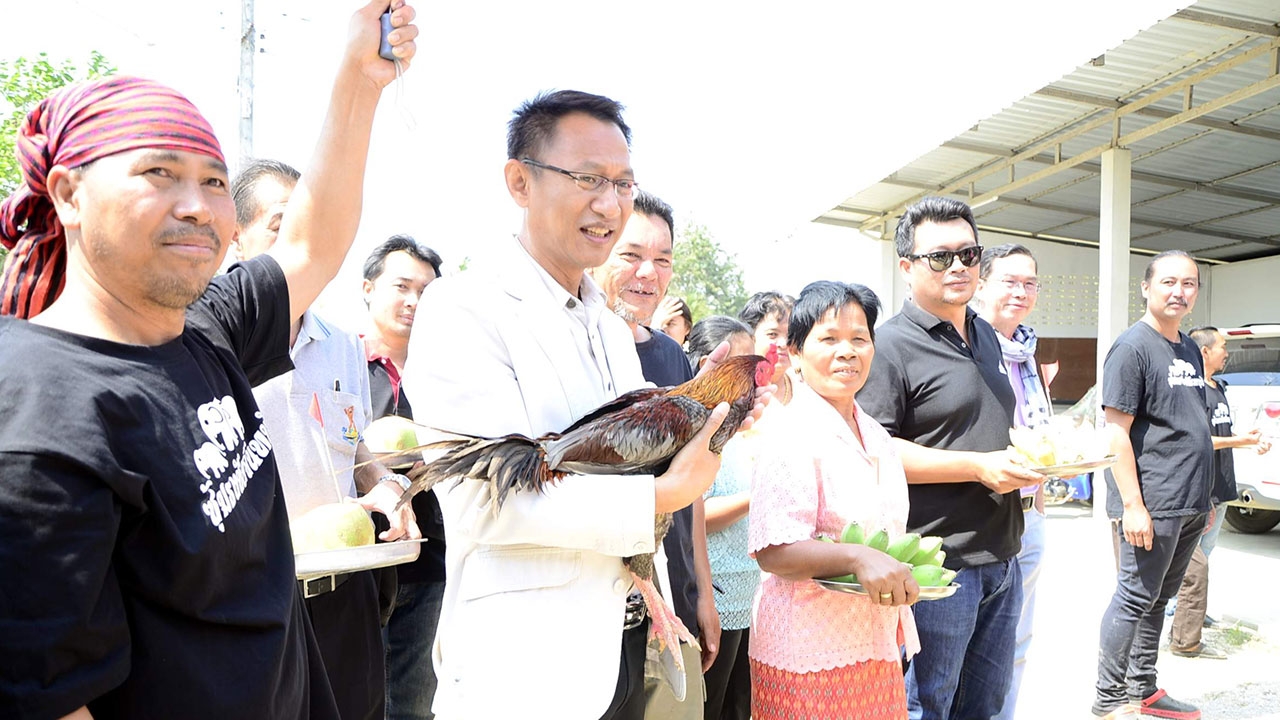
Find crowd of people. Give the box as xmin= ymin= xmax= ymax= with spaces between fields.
xmin=0 ymin=2 xmax=1267 ymax=719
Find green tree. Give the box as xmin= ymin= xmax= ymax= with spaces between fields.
xmin=668 ymin=221 xmax=748 ymax=322
xmin=0 ymin=51 xmax=114 ymax=266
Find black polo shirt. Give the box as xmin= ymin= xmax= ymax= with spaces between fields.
xmin=857 ymin=301 xmax=1023 ymax=568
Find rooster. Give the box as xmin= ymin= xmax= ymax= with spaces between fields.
xmin=392 ymin=349 xmax=775 ymax=677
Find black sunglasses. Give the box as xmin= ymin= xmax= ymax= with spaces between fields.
xmin=906 ymin=245 xmax=984 ymax=272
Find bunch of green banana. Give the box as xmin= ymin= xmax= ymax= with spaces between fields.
xmin=816 ymin=521 xmax=955 ymax=587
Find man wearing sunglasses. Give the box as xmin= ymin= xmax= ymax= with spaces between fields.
xmin=859 ymin=196 xmax=1044 ymax=720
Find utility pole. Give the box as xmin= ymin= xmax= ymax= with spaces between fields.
xmin=238 ymin=0 xmax=255 ymax=171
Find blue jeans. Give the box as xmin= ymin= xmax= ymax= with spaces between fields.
xmin=995 ymin=508 xmax=1044 ymax=720
xmin=906 ymin=557 xmax=1022 ymax=720
xmin=1200 ymin=502 xmax=1226 ymax=558
xmin=1093 ymin=513 xmax=1205 ymax=713
xmin=384 ymin=580 xmax=445 ymax=720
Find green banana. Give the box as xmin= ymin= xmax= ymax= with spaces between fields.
xmin=865 ymin=529 xmax=890 ymax=553
xmin=886 ymin=533 xmax=921 ymax=562
xmin=907 ymin=536 xmax=944 ymax=566
xmin=823 ymin=573 xmax=857 ymax=584
xmin=816 ymin=535 xmax=835 ymax=543
xmin=910 ymin=565 xmax=949 ymax=587
xmin=840 ymin=521 xmax=865 ymax=545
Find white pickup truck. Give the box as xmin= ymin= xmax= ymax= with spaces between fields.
xmin=1219 ymin=325 xmax=1280 ymax=534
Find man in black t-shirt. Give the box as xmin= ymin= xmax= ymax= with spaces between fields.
xmin=589 ymin=190 xmax=716 ymax=717
xmin=858 ymin=197 xmax=1044 ymax=720
xmin=1168 ymin=326 xmax=1270 ymax=659
xmin=0 ymin=5 xmax=420 ymax=719
xmin=1092 ymin=251 xmax=1214 ymax=720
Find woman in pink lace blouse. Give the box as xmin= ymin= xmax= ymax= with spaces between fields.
xmin=749 ymin=281 xmax=921 ymax=720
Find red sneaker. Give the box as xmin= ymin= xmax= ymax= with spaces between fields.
xmin=1135 ymin=689 xmax=1200 ymax=720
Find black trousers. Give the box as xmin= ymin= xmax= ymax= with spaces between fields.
xmin=702 ymin=626 xmax=751 ymax=720
xmin=305 ymin=570 xmax=388 ymax=720
xmin=599 ymin=618 xmax=650 ymax=720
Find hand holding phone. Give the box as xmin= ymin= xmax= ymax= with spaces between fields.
xmin=379 ymin=12 xmax=397 ymax=61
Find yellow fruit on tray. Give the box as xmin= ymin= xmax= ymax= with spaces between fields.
xmin=363 ymin=415 xmax=421 ymax=454
xmin=1008 ymin=420 xmax=1107 ymax=468
xmin=291 ymin=503 xmax=376 ymax=553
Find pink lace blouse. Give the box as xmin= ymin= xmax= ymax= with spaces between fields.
xmin=748 ymin=379 xmax=920 ymax=672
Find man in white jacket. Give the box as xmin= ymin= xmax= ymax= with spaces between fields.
xmin=404 ymin=91 xmax=747 ymax=720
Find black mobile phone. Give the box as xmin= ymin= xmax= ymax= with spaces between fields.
xmin=379 ymin=12 xmax=396 ymax=61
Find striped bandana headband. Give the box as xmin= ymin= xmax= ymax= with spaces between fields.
xmin=0 ymin=76 xmax=224 ymax=318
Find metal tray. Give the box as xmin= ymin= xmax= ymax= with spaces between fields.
xmin=815 ymin=578 xmax=960 ymax=601
xmin=295 ymin=538 xmax=425 ymax=580
xmin=1032 ymin=454 xmax=1117 ymax=478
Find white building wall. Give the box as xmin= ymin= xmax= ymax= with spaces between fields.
xmin=979 ymin=230 xmax=1212 ymax=338
xmin=801 ymin=225 xmax=1238 ymax=335
xmin=1206 ymin=254 xmax=1280 ymax=328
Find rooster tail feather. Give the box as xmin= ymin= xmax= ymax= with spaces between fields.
xmin=411 ymin=434 xmax=562 ymax=510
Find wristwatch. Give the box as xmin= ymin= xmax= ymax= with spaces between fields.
xmin=378 ymin=473 xmax=412 ymax=493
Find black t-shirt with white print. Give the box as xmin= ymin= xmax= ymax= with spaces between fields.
xmin=0 ymin=257 xmax=338 ymax=720
xmin=1205 ymin=379 xmax=1238 ymax=505
xmin=1101 ymin=321 xmax=1213 ymax=520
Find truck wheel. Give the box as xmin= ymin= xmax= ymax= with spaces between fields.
xmin=1224 ymin=506 xmax=1280 ymax=534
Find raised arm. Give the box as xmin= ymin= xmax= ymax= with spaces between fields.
xmin=269 ymin=0 xmax=419 ymax=324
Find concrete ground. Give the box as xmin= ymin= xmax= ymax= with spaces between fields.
xmin=1014 ymin=503 xmax=1280 ymax=719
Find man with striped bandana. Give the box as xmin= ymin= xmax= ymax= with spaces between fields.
xmin=0 ymin=3 xmax=418 ymax=719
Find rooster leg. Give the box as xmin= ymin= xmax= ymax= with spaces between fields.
xmin=629 ymin=571 xmax=700 ymax=668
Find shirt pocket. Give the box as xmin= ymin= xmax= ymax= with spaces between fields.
xmin=322 ymin=389 xmax=364 ymax=458
xmin=459 ymin=546 xmax=582 ymax=601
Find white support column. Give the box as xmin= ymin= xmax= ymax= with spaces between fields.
xmin=878 ymin=236 xmax=902 ymax=313
xmin=1096 ymin=147 xmax=1131 ymax=519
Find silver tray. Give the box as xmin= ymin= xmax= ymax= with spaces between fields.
xmin=815 ymin=578 xmax=960 ymax=601
xmin=295 ymin=538 xmax=425 ymax=580
xmin=1031 ymin=454 xmax=1117 ymax=478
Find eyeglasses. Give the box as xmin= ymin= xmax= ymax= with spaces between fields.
xmin=999 ymin=278 xmax=1040 ymax=294
xmin=906 ymin=245 xmax=984 ymax=272
xmin=520 ymin=158 xmax=638 ymax=198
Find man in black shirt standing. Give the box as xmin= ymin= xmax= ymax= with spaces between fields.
xmin=0 ymin=3 xmax=419 ymax=719
xmin=1092 ymin=251 xmax=1213 ymax=720
xmin=858 ymin=196 xmax=1044 ymax=720
xmin=1168 ymin=326 xmax=1270 ymax=660
xmin=589 ymin=190 xmax=718 ymax=717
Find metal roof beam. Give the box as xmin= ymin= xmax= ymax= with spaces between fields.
xmin=858 ymin=35 xmax=1280 ymax=231
xmin=1173 ymin=9 xmax=1280 ymax=37
xmin=983 ymin=195 xmax=1280 ymax=248
xmin=1035 ymin=86 xmax=1280 ymax=144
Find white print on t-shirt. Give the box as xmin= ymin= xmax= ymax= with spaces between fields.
xmin=192 ymin=395 xmax=274 ymax=533
xmin=1166 ymin=358 xmax=1205 ymax=389
xmin=1211 ymin=401 xmax=1232 ymax=428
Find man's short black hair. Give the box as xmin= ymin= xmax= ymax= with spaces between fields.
xmin=787 ymin=281 xmax=882 ymax=351
xmin=979 ymin=243 xmax=1036 ymax=279
xmin=231 ymin=159 xmax=300 ymax=229
xmin=685 ymin=315 xmax=751 ymax=373
xmin=363 ymin=234 xmax=443 ymax=281
xmin=738 ymin=291 xmax=794 ymax=332
xmin=633 ymin=190 xmax=675 ymax=240
xmin=1143 ymin=249 xmax=1199 ymax=284
xmin=894 ymin=196 xmax=980 ymax=258
xmin=507 ymin=90 xmax=631 ymax=161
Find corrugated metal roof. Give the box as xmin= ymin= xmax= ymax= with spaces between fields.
xmin=817 ymin=0 xmax=1280 ymax=263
